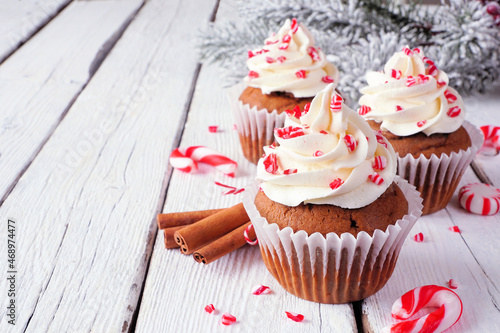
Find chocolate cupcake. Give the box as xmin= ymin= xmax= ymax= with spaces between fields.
xmin=242 ymin=83 xmax=422 ymax=304
xmin=230 ymin=18 xmax=339 ymax=164
xmin=358 ymin=47 xmax=483 ymax=215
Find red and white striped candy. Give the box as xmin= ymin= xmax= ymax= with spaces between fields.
xmin=290 ymin=18 xmax=299 ymax=34
xmin=372 ymin=155 xmax=387 ymax=170
xmin=413 ymin=232 xmax=424 ymax=242
xmin=252 ymin=284 xmax=271 ymax=295
xmin=423 ymin=56 xmax=435 ymax=66
xmin=406 ymin=76 xmax=416 ymax=87
xmin=344 ymin=134 xmax=357 ymax=152
xmin=358 ymin=105 xmax=371 ymax=115
xmin=204 ymin=304 xmax=216 ymax=314
xmin=285 ymin=311 xmax=304 ymax=322
xmin=480 ymin=125 xmax=500 ymax=153
xmin=329 ymin=178 xmax=344 ymax=190
xmin=396 ymin=105 xmax=403 ymax=112
xmin=282 ymin=34 xmax=291 ymax=43
xmin=248 ymin=70 xmax=259 ymax=79
xmin=263 ymin=153 xmax=279 ymax=174
xmin=295 ymin=70 xmax=307 ymax=79
xmin=449 ymin=226 xmax=460 ymax=233
xmin=417 ymin=120 xmax=427 ymax=127
xmin=266 ymin=56 xmax=275 ymax=64
xmin=448 ymin=279 xmax=458 ymax=289
xmin=458 ymin=183 xmax=500 ymax=215
xmin=307 ymin=46 xmax=320 ymax=61
xmin=376 ymin=131 xmax=388 ymax=148
xmin=368 ymin=172 xmax=384 ymax=185
xmin=169 ymin=146 xmax=237 ymax=177
xmin=277 ymin=56 xmax=286 ymax=63
xmin=283 ymin=168 xmax=298 ymax=175
xmin=444 ymin=90 xmax=457 ymax=103
xmin=384 ymin=285 xmax=463 ymax=333
xmin=221 ymin=313 xmax=237 ymax=326
xmin=322 ymin=75 xmax=334 ymax=83
xmin=330 ymin=94 xmax=343 ymax=112
xmin=402 ymin=47 xmax=414 ymax=56
xmin=391 ymin=69 xmax=402 ymax=79
xmin=314 ymin=150 xmax=324 ymax=157
xmin=417 ymin=74 xmax=429 ymax=83
xmin=427 ymin=64 xmax=438 ymax=77
xmin=275 ymin=126 xmax=305 ymax=139
xmin=244 ymin=224 xmax=258 ymax=245
xmin=279 ymin=43 xmax=289 ymax=50
xmin=447 ymin=106 xmax=461 ymax=118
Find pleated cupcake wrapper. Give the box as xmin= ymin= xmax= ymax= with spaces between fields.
xmin=227 ymin=83 xmax=287 ymax=164
xmin=242 ymin=177 xmax=423 ymax=304
xmin=397 ymin=120 xmax=484 ymax=215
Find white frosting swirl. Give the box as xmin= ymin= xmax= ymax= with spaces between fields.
xmin=244 ymin=18 xmax=339 ymax=98
xmin=359 ymin=47 xmax=466 ymax=136
xmin=257 ymin=83 xmax=397 ymax=208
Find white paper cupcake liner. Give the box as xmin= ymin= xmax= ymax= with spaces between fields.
xmin=227 ymin=83 xmax=287 ymax=164
xmin=242 ymin=177 xmax=423 ymax=304
xmin=397 ymin=120 xmax=484 ymax=215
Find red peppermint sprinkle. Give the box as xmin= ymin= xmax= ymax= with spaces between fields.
xmin=285 ymin=311 xmax=304 ymax=322
xmin=444 ymin=90 xmax=457 ymax=103
xmin=402 ymin=47 xmax=414 ymax=56
xmin=368 ymin=172 xmax=384 ymax=185
xmin=252 ymin=285 xmax=271 ymax=295
xmin=269 ymin=142 xmax=277 ymax=149
xmin=418 ymin=74 xmax=429 ymax=83
xmin=277 ymin=56 xmax=286 ymax=63
xmin=278 ymin=43 xmax=289 ymax=50
xmin=396 ymin=105 xmax=403 ymax=112
xmin=322 ymin=75 xmax=334 ymax=83
xmin=303 ymin=103 xmax=311 ymax=114
xmin=284 ymin=169 xmax=298 ymax=175
xmin=221 ymin=313 xmax=237 ymax=326
xmin=214 ymin=182 xmax=245 ymax=195
xmin=208 ymin=126 xmax=218 ymax=133
xmin=255 ymin=49 xmax=269 ymax=55
xmin=275 ymin=126 xmax=305 ymax=139
xmin=449 ymin=226 xmax=461 ymax=233
xmin=285 ymin=105 xmax=302 ymax=118
xmin=406 ymin=76 xmax=416 ymax=87
xmin=263 ymin=153 xmax=279 ymax=174
xmin=391 ymin=69 xmax=402 ymax=79
xmin=266 ymin=56 xmax=275 ymax=64
xmin=414 ymin=232 xmax=424 ymax=242
xmin=329 ymin=178 xmax=344 ymax=190
xmin=330 ymin=94 xmax=343 ymax=112
xmin=282 ymin=34 xmax=291 ymax=43
xmin=344 ymin=134 xmax=357 ymax=152
xmin=248 ymin=50 xmax=255 ymax=58
xmin=295 ymin=70 xmax=307 ymax=79
xmin=376 ymin=132 xmax=388 ymax=148
xmin=447 ymin=106 xmax=461 ymax=118
xmin=448 ymin=279 xmax=458 ymax=289
xmin=290 ymin=18 xmax=299 ymax=33
xmin=244 ymin=224 xmax=258 ymax=245
xmin=307 ymin=46 xmax=320 ymax=61
xmin=437 ymin=80 xmax=446 ymax=87
xmin=413 ymin=47 xmax=421 ymax=53
xmin=372 ymin=155 xmax=387 ymax=170
xmin=248 ymin=71 xmax=259 ymax=79
xmin=265 ymin=39 xmax=278 ymax=45
xmin=204 ymin=304 xmax=216 ymax=314
xmin=320 ymin=130 xmax=328 ymax=134
xmin=358 ymin=105 xmax=371 ymax=115
xmin=314 ymin=150 xmax=324 ymax=157
xmin=427 ymin=64 xmax=438 ymax=77
xmin=423 ymin=56 xmax=435 ymax=65
xmin=417 ymin=120 xmax=427 ymax=127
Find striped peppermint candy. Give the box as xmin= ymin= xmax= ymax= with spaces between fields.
xmin=458 ymin=183 xmax=500 ymax=215
xmin=444 ymin=90 xmax=457 ymax=103
xmin=307 ymin=46 xmax=320 ymax=61
xmin=244 ymin=224 xmax=258 ymax=245
xmin=391 ymin=69 xmax=402 ymax=79
xmin=406 ymin=76 xmax=416 ymax=87
xmin=372 ymin=156 xmax=387 ymax=170
xmin=447 ymin=106 xmax=461 ymax=118
xmin=358 ymin=105 xmax=371 ymax=115
xmin=290 ymin=18 xmax=299 ymax=34
xmin=330 ymin=93 xmax=343 ymax=112
xmin=343 ymin=134 xmax=357 ymax=152
xmin=169 ymin=146 xmax=237 ymax=177
xmin=402 ymin=47 xmax=414 ymax=56
xmin=383 ymin=285 xmax=463 ymax=333
xmin=427 ymin=64 xmax=438 ymax=77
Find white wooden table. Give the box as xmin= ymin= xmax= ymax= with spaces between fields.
xmin=0 ymin=1 xmax=499 ymax=332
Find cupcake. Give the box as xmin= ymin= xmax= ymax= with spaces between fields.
xmin=358 ymin=47 xmax=483 ymax=215
xmin=231 ymin=18 xmax=339 ymax=164
xmin=242 ymin=83 xmax=423 ymax=304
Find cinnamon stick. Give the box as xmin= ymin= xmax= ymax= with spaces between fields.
xmin=157 ymin=208 xmax=224 ymax=230
xmin=174 ymin=203 xmax=249 ymax=255
xmin=193 ymin=221 xmax=255 ymax=264
xmin=163 ymin=226 xmax=185 ymax=249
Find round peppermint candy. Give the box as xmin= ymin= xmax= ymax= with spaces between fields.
xmin=458 ymin=183 xmax=500 ymax=215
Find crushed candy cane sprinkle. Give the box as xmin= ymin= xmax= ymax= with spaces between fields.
xmin=252 ymin=285 xmax=272 ymax=295
xmin=221 ymin=313 xmax=237 ymax=326
xmin=285 ymin=311 xmax=304 ymax=322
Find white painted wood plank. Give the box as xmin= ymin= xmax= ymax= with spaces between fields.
xmin=135 ymin=62 xmax=358 ymax=332
xmin=0 ymin=0 xmax=143 ymax=204
xmin=362 ymin=166 xmax=500 ymax=332
xmin=0 ymin=0 xmax=216 ymax=331
xmin=0 ymin=0 xmax=71 ymax=63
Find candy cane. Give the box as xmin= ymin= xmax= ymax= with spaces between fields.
xmin=169 ymin=146 xmax=237 ymax=177
xmin=383 ymin=285 xmax=463 ymax=333
xmin=480 ymin=125 xmax=500 ymax=151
